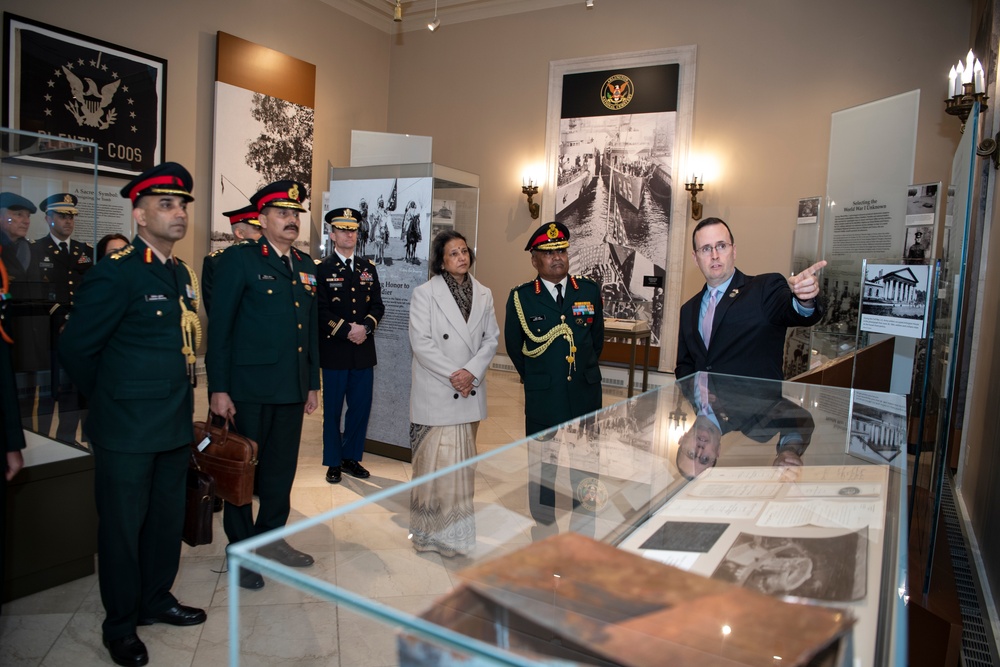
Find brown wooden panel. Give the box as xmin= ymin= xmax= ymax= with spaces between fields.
xmin=216 ymin=32 xmax=315 ymax=108
xmin=600 ymin=340 xmax=660 ymax=368
xmin=790 ymin=337 xmax=894 ymax=391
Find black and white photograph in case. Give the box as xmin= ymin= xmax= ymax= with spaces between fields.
xmin=905 ymin=182 xmax=939 ymax=226
xmin=3 ymin=13 xmax=166 ymax=176
xmin=848 ymin=389 xmax=906 ymax=467
xmin=860 ymin=263 xmax=930 ymax=338
xmin=903 ymin=224 xmax=933 ymax=265
xmin=712 ymin=530 xmax=868 ymax=602
xmin=430 ymin=198 xmax=456 ymax=240
xmin=797 ymin=196 xmax=820 ymax=224
xmin=545 ymin=49 xmax=695 ymax=369
xmin=211 ymin=81 xmax=313 ymax=253
xmin=326 ymin=176 xmax=432 ymax=451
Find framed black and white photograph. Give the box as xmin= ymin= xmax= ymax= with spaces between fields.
xmin=905 ymin=182 xmax=939 ymax=226
xmin=544 ymin=47 xmax=696 ymax=370
xmin=3 ymin=13 xmax=166 ymax=176
xmin=796 ymin=196 xmax=820 ymax=224
xmin=859 ymin=262 xmax=931 ymax=338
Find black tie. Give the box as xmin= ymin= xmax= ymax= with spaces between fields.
xmin=345 ymin=258 xmax=352 ymax=272
xmin=555 ymin=283 xmax=564 ymax=307
xmin=59 ymin=241 xmax=69 ymax=255
xmin=282 ymin=255 xmax=292 ymax=273
xmin=15 ymin=239 xmax=30 ymax=270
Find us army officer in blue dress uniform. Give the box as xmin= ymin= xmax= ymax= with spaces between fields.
xmin=34 ymin=193 xmax=93 ymax=442
xmin=59 ymin=163 xmax=206 ymax=667
xmin=504 ymin=222 xmax=604 ymax=537
xmin=317 ymin=207 xmax=384 ymax=484
xmin=207 ymin=180 xmax=319 ymax=590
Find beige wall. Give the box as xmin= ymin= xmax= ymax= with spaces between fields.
xmin=3 ymin=0 xmax=391 ymax=265
xmin=384 ymin=0 xmax=971 ymax=361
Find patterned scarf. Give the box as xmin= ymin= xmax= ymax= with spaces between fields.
xmin=442 ymin=271 xmax=473 ymax=321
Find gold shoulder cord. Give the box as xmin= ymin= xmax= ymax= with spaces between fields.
xmin=513 ymin=290 xmax=578 ymax=381
xmin=180 ymin=263 xmax=203 ymax=384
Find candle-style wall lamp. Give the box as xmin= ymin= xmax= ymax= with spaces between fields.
xmin=945 ymin=49 xmax=988 ymax=131
xmin=522 ymin=178 xmax=540 ymax=219
xmin=684 ymin=176 xmax=705 ymax=221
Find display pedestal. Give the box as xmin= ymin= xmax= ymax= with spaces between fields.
xmin=3 ymin=438 xmax=97 ymax=602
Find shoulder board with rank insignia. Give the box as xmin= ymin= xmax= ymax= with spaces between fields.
xmin=209 ymin=247 xmax=227 ymax=258
xmin=110 ymin=245 xmax=134 ymax=260
xmin=510 ymin=279 xmax=534 ymax=292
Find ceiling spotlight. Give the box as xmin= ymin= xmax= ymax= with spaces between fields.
xmin=393 ymin=0 xmax=402 ymax=22
xmin=428 ymin=0 xmax=439 ymax=30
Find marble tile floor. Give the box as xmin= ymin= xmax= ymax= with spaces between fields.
xmin=1 ymin=370 xmax=626 ymax=666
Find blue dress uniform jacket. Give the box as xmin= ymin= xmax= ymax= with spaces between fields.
xmin=316 ymin=254 xmax=384 ymax=370
xmin=58 ymin=236 xmax=195 ymax=451
xmin=504 ymin=275 xmax=604 ymax=432
xmin=675 ymin=269 xmax=825 ymax=382
xmin=33 ymin=236 xmax=94 ymax=320
xmin=206 ymin=238 xmax=320 ymax=402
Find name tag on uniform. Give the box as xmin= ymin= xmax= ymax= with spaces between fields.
xmin=39 ymin=261 xmax=53 ymax=269
xmin=572 ymin=302 xmax=595 ymax=316
xmin=529 ymin=315 xmax=545 ymax=322
xmin=258 ymin=274 xmax=276 ymax=281
xmin=145 ymin=294 xmax=167 ymax=301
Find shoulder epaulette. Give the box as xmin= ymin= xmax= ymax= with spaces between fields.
xmin=510 ymin=279 xmax=534 ymax=292
xmin=110 ymin=245 xmax=134 ymax=260
xmin=209 ymin=246 xmax=227 ymax=258
xmin=573 ymin=274 xmax=600 ymax=286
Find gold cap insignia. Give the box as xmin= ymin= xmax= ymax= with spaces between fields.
xmin=289 ymin=184 xmax=300 ymax=200
xmin=546 ymin=223 xmax=559 ymax=239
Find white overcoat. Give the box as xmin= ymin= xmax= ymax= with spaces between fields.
xmin=408 ymin=274 xmax=500 ymax=426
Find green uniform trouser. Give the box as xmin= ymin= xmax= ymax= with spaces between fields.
xmin=223 ymin=401 xmax=305 ymax=543
xmin=92 ymin=443 xmax=188 ymax=640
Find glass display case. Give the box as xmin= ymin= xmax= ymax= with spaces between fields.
xmin=2 ymin=127 xmax=100 ymax=599
xmin=226 ymin=372 xmax=906 ymax=666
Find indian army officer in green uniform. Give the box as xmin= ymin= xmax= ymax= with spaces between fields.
xmin=504 ymin=221 xmax=604 ymax=539
xmin=59 ymin=162 xmax=206 ymax=667
xmin=201 ymin=203 xmax=261 ymax=315
xmin=34 ymin=193 xmax=93 ymax=442
xmin=207 ymin=180 xmax=320 ymax=590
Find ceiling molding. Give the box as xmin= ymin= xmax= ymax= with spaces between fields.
xmin=318 ymin=0 xmax=587 ymax=33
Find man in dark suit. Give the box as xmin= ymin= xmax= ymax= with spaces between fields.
xmin=504 ymin=222 xmax=604 ymax=536
xmin=201 ymin=203 xmax=261 ymax=315
xmin=0 ymin=192 xmax=38 ymax=286
xmin=59 ymin=163 xmax=206 ymax=667
xmin=317 ymin=207 xmax=384 ymax=484
xmin=34 ymin=193 xmax=94 ymax=443
xmin=207 ymin=180 xmax=320 ymax=590
xmin=674 ymin=373 xmax=815 ymax=479
xmin=675 ymin=217 xmax=827 ymax=382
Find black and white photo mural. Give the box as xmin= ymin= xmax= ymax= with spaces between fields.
xmin=545 ymin=48 xmax=696 ymax=370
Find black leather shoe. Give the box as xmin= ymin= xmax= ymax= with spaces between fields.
xmin=103 ymin=633 xmax=149 ymax=667
xmin=342 ymin=459 xmax=370 ymax=479
xmin=238 ymin=569 xmax=265 ymax=590
xmin=257 ymin=539 xmax=314 ymax=567
xmin=325 ymin=466 xmax=342 ymax=484
xmin=137 ymin=603 xmax=207 ymax=627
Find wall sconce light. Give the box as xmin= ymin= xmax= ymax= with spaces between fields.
xmin=522 ymin=178 xmax=540 ymax=219
xmin=427 ymin=0 xmax=440 ymax=30
xmin=684 ymin=176 xmax=705 ymax=221
xmin=393 ymin=0 xmax=402 ymax=22
xmin=945 ymin=49 xmax=988 ymax=131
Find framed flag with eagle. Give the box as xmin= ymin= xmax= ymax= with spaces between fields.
xmin=3 ymin=13 xmax=167 ymax=177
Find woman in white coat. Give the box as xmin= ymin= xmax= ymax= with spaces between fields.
xmin=408 ymin=230 xmax=499 ymax=556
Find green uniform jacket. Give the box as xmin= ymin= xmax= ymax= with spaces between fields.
xmin=206 ymin=237 xmax=320 ymax=404
xmin=504 ymin=275 xmax=604 ymax=430
xmin=57 ymin=236 xmax=195 ymax=452
xmin=200 ymin=247 xmax=225 ymax=316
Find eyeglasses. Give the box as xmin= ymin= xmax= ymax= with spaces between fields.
xmin=695 ymin=241 xmax=732 ymax=256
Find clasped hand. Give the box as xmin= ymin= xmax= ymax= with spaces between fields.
xmin=450 ymin=368 xmax=475 ymax=397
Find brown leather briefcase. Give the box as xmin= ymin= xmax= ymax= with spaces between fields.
xmin=191 ymin=413 xmax=258 ymax=506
